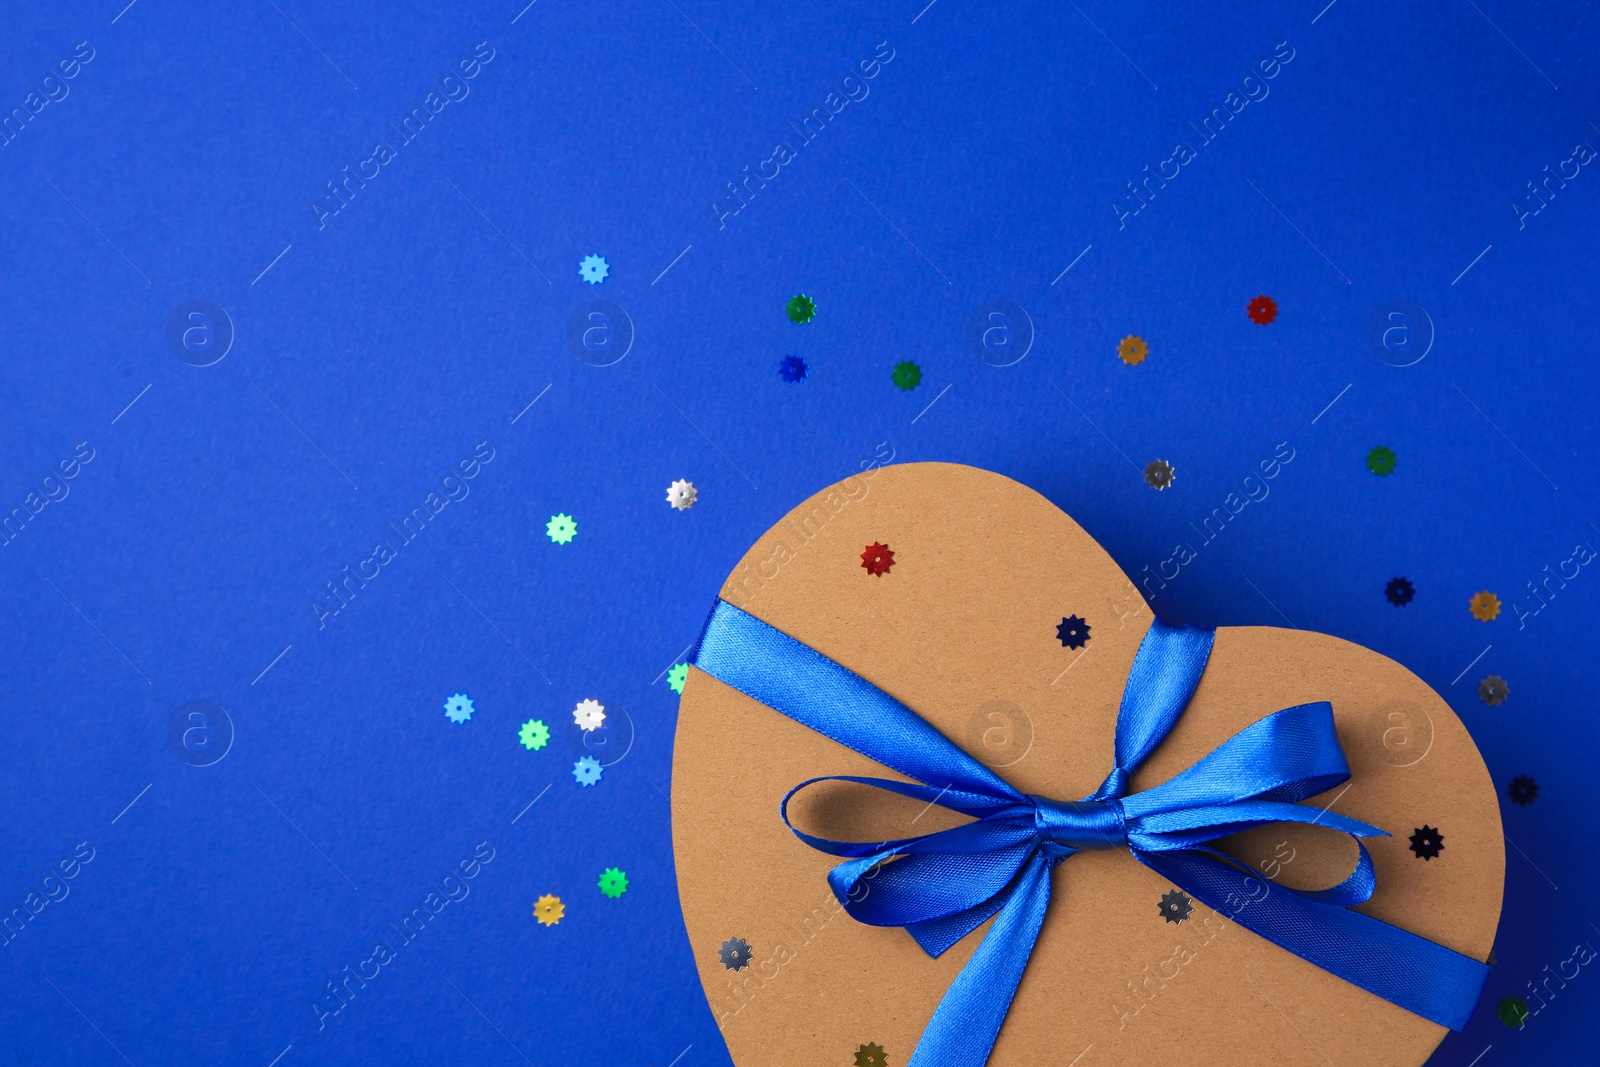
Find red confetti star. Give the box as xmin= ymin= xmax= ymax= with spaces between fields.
xmin=1247 ymin=295 xmax=1278 ymax=325
xmin=860 ymin=542 xmax=895 ymax=576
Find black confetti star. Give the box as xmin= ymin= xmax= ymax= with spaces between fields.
xmin=1408 ymin=825 xmax=1444 ymax=860
xmin=1157 ymin=889 xmax=1193 ymax=924
xmin=1478 ymin=675 xmax=1509 ymax=706
xmin=718 ymin=936 xmax=753 ymax=971
xmin=1385 ymin=577 xmax=1415 ymax=606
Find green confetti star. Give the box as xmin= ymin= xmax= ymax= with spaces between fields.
xmin=892 ymin=360 xmax=922 ymax=391
xmin=1497 ymin=995 xmax=1529 ymax=1028
xmin=667 ymin=663 xmax=689 ymax=695
xmin=1366 ymin=445 xmax=1396 ymax=476
xmin=518 ymin=718 xmax=550 ymax=751
xmin=598 ymin=866 xmax=629 ymax=899
xmin=546 ymin=513 xmax=577 ymax=544
xmin=786 ymin=293 xmax=816 ymax=323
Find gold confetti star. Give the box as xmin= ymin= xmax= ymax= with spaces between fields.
xmin=1118 ymin=335 xmax=1148 ymax=365
xmin=534 ymin=894 xmax=564 ymax=926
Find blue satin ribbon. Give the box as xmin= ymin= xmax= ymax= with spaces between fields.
xmin=689 ymin=598 xmax=1488 ymax=1066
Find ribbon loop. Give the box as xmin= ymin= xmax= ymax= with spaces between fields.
xmin=689 ymin=598 xmax=1490 ymax=1067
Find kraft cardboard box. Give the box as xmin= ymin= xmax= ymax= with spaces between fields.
xmin=672 ymin=462 xmax=1502 ymax=1067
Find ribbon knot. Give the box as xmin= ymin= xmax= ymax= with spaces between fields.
xmin=1030 ymin=796 xmax=1126 ymax=852
xmin=690 ymin=598 xmax=1489 ymax=1067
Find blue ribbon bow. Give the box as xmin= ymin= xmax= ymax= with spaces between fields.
xmin=690 ymin=599 xmax=1488 ymax=1067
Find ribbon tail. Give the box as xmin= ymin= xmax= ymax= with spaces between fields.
xmin=1139 ymin=850 xmax=1489 ymax=1030
xmin=691 ymin=599 xmax=1023 ymax=800
xmin=907 ymin=853 xmax=1054 ymax=1067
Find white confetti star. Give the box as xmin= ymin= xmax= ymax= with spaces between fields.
xmin=573 ymin=698 xmax=606 ymax=732
xmin=666 ymin=479 xmax=697 ymax=511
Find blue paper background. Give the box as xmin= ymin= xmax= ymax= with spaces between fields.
xmin=1 ymin=1 xmax=1595 ymax=1064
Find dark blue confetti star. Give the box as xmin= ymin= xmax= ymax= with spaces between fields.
xmin=1056 ymin=615 xmax=1090 ymax=650
xmin=779 ymin=355 xmax=807 ymax=383
xmin=1508 ymin=775 xmax=1538 ymax=806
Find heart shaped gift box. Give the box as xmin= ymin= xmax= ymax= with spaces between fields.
xmin=672 ymin=462 xmax=1502 ymax=1067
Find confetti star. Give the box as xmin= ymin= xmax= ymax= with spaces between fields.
xmin=860 ymin=542 xmax=895 ymax=576
xmin=518 ymin=718 xmax=550 ymax=750
xmin=1158 ymin=889 xmax=1193 ymax=924
xmin=1478 ymin=675 xmax=1508 ymax=706
xmin=546 ymin=513 xmax=577 ymax=544
xmin=1469 ymin=591 xmax=1501 ymax=622
xmin=892 ymin=360 xmax=922 ymax=391
xmin=573 ymin=699 xmax=606 ymax=731
xmin=1056 ymin=615 xmax=1091 ymax=650
xmin=598 ymin=867 xmax=629 ymax=898
xmin=1145 ymin=459 xmax=1175 ymax=490
xmin=1247 ymin=295 xmax=1278 ymax=324
xmin=534 ymin=894 xmax=564 ymax=925
xmin=719 ymin=937 xmax=753 ymax=971
xmin=1408 ymin=825 xmax=1443 ymax=860
xmin=666 ymin=478 xmax=697 ymax=511
xmin=666 ymin=663 xmax=689 ymax=694
xmin=579 ymin=254 xmax=609 ymax=284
